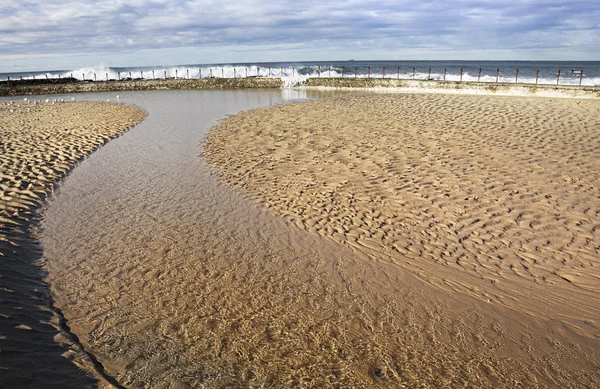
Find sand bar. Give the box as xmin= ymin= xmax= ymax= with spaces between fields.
xmin=0 ymin=100 xmax=146 ymax=388
xmin=203 ymin=93 xmax=600 ymax=385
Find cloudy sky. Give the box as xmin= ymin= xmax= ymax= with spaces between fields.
xmin=1 ymin=0 xmax=599 ymax=71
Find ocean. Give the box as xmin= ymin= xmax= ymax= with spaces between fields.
xmin=1 ymin=60 xmax=599 ymax=87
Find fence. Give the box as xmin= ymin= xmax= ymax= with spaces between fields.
xmin=1 ymin=66 xmax=592 ymax=87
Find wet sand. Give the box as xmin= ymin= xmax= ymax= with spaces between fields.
xmin=35 ymin=91 xmax=600 ymax=387
xmin=0 ymin=100 xmax=145 ymax=388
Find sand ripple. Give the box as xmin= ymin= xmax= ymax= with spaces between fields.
xmin=0 ymin=101 xmax=146 ymax=388
xmin=204 ymin=93 xmax=600 ymax=330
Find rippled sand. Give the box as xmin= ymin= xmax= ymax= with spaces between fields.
xmin=204 ymin=93 xmax=600 ymax=386
xmin=0 ymin=101 xmax=146 ymax=388
xmin=27 ymin=91 xmax=599 ymax=388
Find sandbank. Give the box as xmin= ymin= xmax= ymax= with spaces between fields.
xmin=204 ymin=93 xmax=600 ymax=386
xmin=0 ymin=100 xmax=146 ymax=388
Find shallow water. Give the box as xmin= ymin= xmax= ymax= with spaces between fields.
xmin=38 ymin=90 xmax=599 ymax=387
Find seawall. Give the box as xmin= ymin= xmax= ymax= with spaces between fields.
xmin=1 ymin=77 xmax=599 ymax=98
xmin=0 ymin=78 xmax=284 ymax=96
xmin=303 ymin=78 xmax=600 ymax=98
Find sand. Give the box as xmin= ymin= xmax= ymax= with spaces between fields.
xmin=0 ymin=100 xmax=146 ymax=388
xmin=3 ymin=91 xmax=598 ymax=388
xmin=203 ymin=93 xmax=600 ymax=385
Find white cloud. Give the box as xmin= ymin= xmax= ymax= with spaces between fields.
xmin=0 ymin=0 xmax=598 ymax=70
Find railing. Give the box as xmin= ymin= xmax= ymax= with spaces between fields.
xmin=1 ymin=66 xmax=592 ymax=87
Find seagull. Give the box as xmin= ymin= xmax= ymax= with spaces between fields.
xmin=45 ymin=99 xmax=49 ymax=103
xmin=9 ymin=109 xmax=14 ymax=113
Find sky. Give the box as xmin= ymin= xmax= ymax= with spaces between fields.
xmin=1 ymin=0 xmax=599 ymax=71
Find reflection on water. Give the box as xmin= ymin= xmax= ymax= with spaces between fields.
xmin=39 ymin=90 xmax=599 ymax=388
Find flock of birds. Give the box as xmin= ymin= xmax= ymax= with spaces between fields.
xmin=3 ymin=95 xmax=121 ymax=113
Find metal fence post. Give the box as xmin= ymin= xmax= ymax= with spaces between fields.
xmin=382 ymin=66 xmax=385 ymax=79
xmin=412 ymin=67 xmax=415 ymax=79
xmin=477 ymin=68 xmax=481 ymax=82
xmin=397 ymin=66 xmax=400 ymax=79
xmin=328 ymin=66 xmax=331 ymax=77
xmin=428 ymin=68 xmax=431 ymax=80
xmin=94 ymin=73 xmax=96 ymax=81
xmin=495 ymin=68 xmax=499 ymax=83
xmin=535 ymin=69 xmax=539 ymax=84
xmin=579 ymin=69 xmax=583 ymax=86
xmin=443 ymin=68 xmax=446 ymax=81
xmin=459 ymin=68 xmax=463 ymax=82
xmin=557 ymin=69 xmax=560 ymax=85
xmin=515 ymin=68 xmax=519 ymax=84
xmin=355 ymin=67 xmax=357 ymax=78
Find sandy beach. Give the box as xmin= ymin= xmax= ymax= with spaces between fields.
xmin=204 ymin=94 xmax=600 ymax=306
xmin=204 ymin=93 xmax=600 ymax=385
xmin=2 ymin=90 xmax=599 ymax=388
xmin=0 ymin=100 xmax=146 ymax=388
